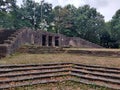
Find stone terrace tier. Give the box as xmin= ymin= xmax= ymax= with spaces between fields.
xmin=0 ymin=28 xmax=102 ymax=58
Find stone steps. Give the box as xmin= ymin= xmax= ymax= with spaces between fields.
xmin=0 ymin=63 xmax=120 ymax=89
xmin=17 ymin=45 xmax=65 ymax=54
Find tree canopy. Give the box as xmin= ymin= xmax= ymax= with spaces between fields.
xmin=0 ymin=0 xmax=120 ymax=48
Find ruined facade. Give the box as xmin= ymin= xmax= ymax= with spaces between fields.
xmin=0 ymin=28 xmax=102 ymax=57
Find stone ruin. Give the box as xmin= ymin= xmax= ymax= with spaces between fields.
xmin=0 ymin=28 xmax=102 ymax=58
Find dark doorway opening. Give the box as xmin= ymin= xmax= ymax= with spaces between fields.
xmin=48 ymin=36 xmax=52 ymax=46
xmin=55 ymin=37 xmax=59 ymax=46
xmin=42 ymin=35 xmax=46 ymax=46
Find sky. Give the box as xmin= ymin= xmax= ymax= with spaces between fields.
xmin=17 ymin=0 xmax=120 ymax=22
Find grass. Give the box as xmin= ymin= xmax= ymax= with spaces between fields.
xmin=9 ymin=81 xmax=110 ymax=90
xmin=0 ymin=49 xmax=119 ymax=90
xmin=0 ymin=52 xmax=120 ymax=67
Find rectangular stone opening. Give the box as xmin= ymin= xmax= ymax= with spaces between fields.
xmin=42 ymin=35 xmax=47 ymax=46
xmin=55 ymin=36 xmax=59 ymax=46
xmin=48 ymin=36 xmax=52 ymax=46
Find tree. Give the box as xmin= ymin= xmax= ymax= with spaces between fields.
xmin=52 ymin=6 xmax=62 ymax=33
xmin=100 ymin=21 xmax=119 ymax=48
xmin=0 ymin=0 xmax=17 ymax=29
xmin=100 ymin=30 xmax=111 ymax=48
xmin=20 ymin=0 xmax=52 ymax=30
xmin=60 ymin=5 xmax=78 ymax=36
xmin=75 ymin=5 xmax=105 ymax=44
xmin=52 ymin=5 xmax=107 ymax=45
xmin=111 ymin=9 xmax=120 ymax=43
xmin=53 ymin=5 xmax=77 ymax=36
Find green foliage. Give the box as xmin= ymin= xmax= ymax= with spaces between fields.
xmin=52 ymin=5 xmax=77 ymax=35
xmin=52 ymin=5 xmax=106 ymax=44
xmin=0 ymin=0 xmax=16 ymax=29
xmin=0 ymin=12 xmax=13 ymax=28
xmin=75 ymin=5 xmax=105 ymax=44
xmin=100 ymin=9 xmax=120 ymax=48
xmin=0 ymin=0 xmax=120 ymax=48
xmin=100 ymin=30 xmax=111 ymax=48
xmin=111 ymin=9 xmax=120 ymax=41
xmin=21 ymin=0 xmax=52 ymax=30
xmin=0 ymin=0 xmax=52 ymax=30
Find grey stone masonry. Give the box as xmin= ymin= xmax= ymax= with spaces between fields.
xmin=0 ymin=28 xmax=102 ymax=58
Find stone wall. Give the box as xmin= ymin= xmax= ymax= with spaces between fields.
xmin=68 ymin=37 xmax=102 ymax=48
xmin=0 ymin=30 xmax=16 ymax=44
xmin=0 ymin=28 xmax=33 ymax=58
xmin=34 ymin=30 xmax=61 ymax=47
xmin=0 ymin=28 xmax=102 ymax=58
xmin=32 ymin=30 xmax=102 ymax=48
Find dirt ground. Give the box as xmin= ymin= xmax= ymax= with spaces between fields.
xmin=0 ymin=50 xmax=118 ymax=90
xmin=12 ymin=81 xmax=109 ymax=90
xmin=0 ymin=52 xmax=120 ymax=68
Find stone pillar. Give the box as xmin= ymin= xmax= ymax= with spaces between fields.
xmin=46 ymin=35 xmax=49 ymax=46
xmin=60 ymin=36 xmax=63 ymax=47
xmin=40 ymin=34 xmax=42 ymax=46
xmin=58 ymin=37 xmax=60 ymax=47
xmin=52 ymin=36 xmax=55 ymax=47
xmin=31 ymin=34 xmax=34 ymax=44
